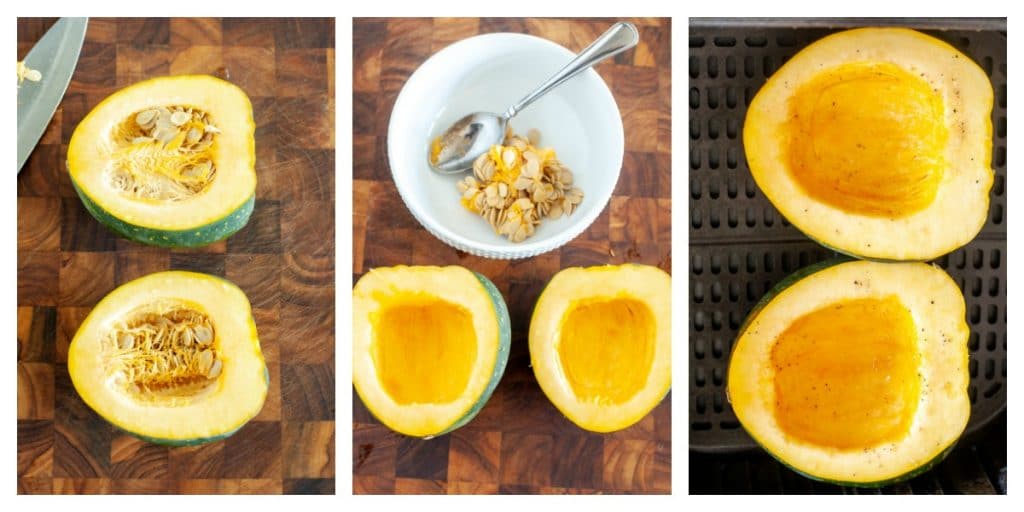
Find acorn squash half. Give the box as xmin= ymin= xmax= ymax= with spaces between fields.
xmin=530 ymin=264 xmax=671 ymax=433
xmin=67 ymin=75 xmax=256 ymax=248
xmin=353 ymin=266 xmax=511 ymax=438
xmin=728 ymin=259 xmax=970 ymax=486
xmin=744 ymin=28 xmax=993 ymax=260
xmin=68 ymin=271 xmax=268 ymax=446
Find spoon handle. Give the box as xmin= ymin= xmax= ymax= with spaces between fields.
xmin=503 ymin=21 xmax=640 ymax=120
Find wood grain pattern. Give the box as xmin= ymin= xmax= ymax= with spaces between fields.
xmin=352 ymin=17 xmax=671 ymax=495
xmin=16 ymin=17 xmax=335 ymax=495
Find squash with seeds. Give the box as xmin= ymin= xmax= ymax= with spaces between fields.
xmin=68 ymin=271 xmax=268 ymax=446
xmin=744 ymin=28 xmax=993 ymax=260
xmin=728 ymin=259 xmax=970 ymax=486
xmin=67 ymin=75 xmax=256 ymax=247
xmin=529 ymin=264 xmax=671 ymax=433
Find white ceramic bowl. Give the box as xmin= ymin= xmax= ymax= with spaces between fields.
xmin=387 ymin=33 xmax=624 ymax=259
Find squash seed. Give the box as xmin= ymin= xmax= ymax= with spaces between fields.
xmin=136 ymin=109 xmax=158 ymax=127
xmin=152 ymin=126 xmax=177 ymax=143
xmin=165 ymin=130 xmax=187 ymax=151
xmin=170 ymin=111 xmax=191 ymax=126
xmin=105 ymin=302 xmax=221 ymax=399
xmin=460 ymin=128 xmax=583 ymax=242
xmin=194 ymin=325 xmax=213 ymax=345
xmin=502 ymin=147 xmax=518 ymax=169
xmin=16 ymin=61 xmax=42 ymax=85
xmin=527 ymin=128 xmax=542 ymax=146
xmin=117 ymin=332 xmax=136 ymax=350
xmin=198 ymin=349 xmax=214 ymax=373
xmin=207 ymin=359 xmax=222 ymax=379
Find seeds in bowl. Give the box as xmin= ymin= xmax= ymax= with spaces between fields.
xmin=456 ymin=129 xmax=584 ymax=243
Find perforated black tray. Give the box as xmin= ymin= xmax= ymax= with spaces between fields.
xmin=689 ymin=18 xmax=1007 ymax=452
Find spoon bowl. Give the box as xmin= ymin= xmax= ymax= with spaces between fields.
xmin=429 ymin=112 xmax=508 ymax=174
xmin=428 ymin=22 xmax=638 ymax=175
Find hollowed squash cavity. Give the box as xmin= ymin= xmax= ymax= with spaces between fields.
xmin=783 ymin=62 xmax=946 ymax=218
xmin=373 ymin=296 xmax=477 ymax=405
xmin=771 ymin=296 xmax=920 ymax=450
xmin=557 ymin=297 xmax=655 ymax=406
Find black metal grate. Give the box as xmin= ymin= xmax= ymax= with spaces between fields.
xmin=689 ymin=19 xmax=1008 ymax=455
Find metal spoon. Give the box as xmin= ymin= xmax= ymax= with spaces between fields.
xmin=428 ymin=21 xmax=640 ymax=174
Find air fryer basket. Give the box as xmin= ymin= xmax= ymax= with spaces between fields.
xmin=689 ymin=18 xmax=1007 ymax=452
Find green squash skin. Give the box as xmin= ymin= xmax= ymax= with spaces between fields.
xmin=357 ymin=270 xmax=511 ymax=439
xmin=727 ymin=257 xmax=965 ymax=487
xmin=70 ymin=177 xmax=254 ymax=248
xmin=429 ymin=272 xmax=511 ymax=438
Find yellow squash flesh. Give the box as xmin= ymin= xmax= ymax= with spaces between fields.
xmin=67 ymin=75 xmax=256 ymax=246
xmin=728 ymin=260 xmax=970 ymax=485
xmin=352 ymin=266 xmax=510 ymax=438
xmin=68 ymin=271 xmax=268 ymax=445
xmin=744 ymin=28 xmax=993 ymax=260
xmin=530 ymin=264 xmax=671 ymax=433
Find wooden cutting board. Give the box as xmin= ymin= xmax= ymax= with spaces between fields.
xmin=17 ymin=17 xmax=336 ymax=495
xmin=353 ymin=17 xmax=671 ymax=494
